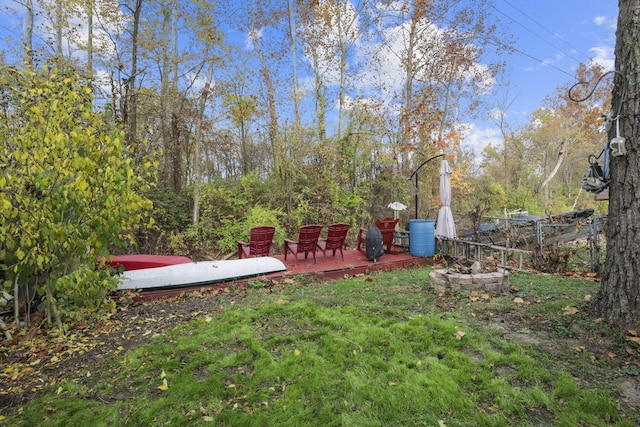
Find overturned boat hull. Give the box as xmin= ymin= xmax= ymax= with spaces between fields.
xmin=117 ymin=257 xmax=287 ymax=291
xmin=100 ymin=254 xmax=193 ymax=271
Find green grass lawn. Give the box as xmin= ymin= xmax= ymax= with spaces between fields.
xmin=6 ymin=268 xmax=640 ymax=426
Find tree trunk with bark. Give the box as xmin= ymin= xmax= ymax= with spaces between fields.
xmin=593 ymin=0 xmax=640 ymax=330
xmin=125 ymin=0 xmax=143 ymax=152
xmin=21 ymin=0 xmax=33 ymax=66
xmin=192 ymin=66 xmax=214 ymax=226
xmin=86 ymin=0 xmax=93 ymax=75
xmin=288 ymin=0 xmax=301 ymax=128
xmin=160 ymin=0 xmax=174 ymax=188
xmin=536 ymin=138 xmax=568 ymax=201
xmin=253 ymin=37 xmax=281 ymax=176
xmin=55 ymin=1 xmax=63 ymax=56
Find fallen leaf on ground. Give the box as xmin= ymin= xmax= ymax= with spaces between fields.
xmin=157 ymin=378 xmax=168 ymax=391
xmin=563 ymin=306 xmax=579 ymax=315
xmin=626 ymin=336 xmax=640 ymax=345
xmin=455 ymin=330 xmax=466 ymax=340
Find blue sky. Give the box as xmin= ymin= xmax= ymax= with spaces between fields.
xmin=465 ymin=0 xmax=618 ymax=153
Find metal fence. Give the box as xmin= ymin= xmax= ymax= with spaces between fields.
xmin=439 ymin=213 xmax=607 ymax=273
xmin=438 ymin=237 xmax=533 ymax=272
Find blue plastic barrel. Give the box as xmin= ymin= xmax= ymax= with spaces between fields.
xmin=409 ymin=219 xmax=435 ymax=257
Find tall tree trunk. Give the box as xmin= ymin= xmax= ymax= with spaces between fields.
xmin=160 ymin=0 xmax=173 ymax=187
xmin=55 ymin=1 xmax=63 ymax=56
xmin=192 ymin=66 xmax=214 ymax=226
xmin=253 ymin=37 xmax=281 ymax=176
xmin=537 ymin=139 xmax=568 ymax=201
xmin=593 ymin=0 xmax=640 ymax=330
xmin=312 ymin=51 xmax=326 ymax=144
xmin=126 ymin=0 xmax=143 ymax=152
xmin=240 ymin=115 xmax=249 ymax=176
xmin=288 ymin=0 xmax=301 ymax=128
xmin=171 ymin=112 xmax=182 ymax=191
xmin=170 ymin=5 xmax=182 ymax=192
xmin=87 ymin=0 xmax=93 ymax=75
xmin=401 ymin=15 xmax=417 ymax=149
xmin=21 ymin=0 xmax=33 ymax=67
xmin=336 ymin=13 xmax=346 ymax=139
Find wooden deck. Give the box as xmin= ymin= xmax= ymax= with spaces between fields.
xmin=132 ymin=247 xmax=432 ymax=301
xmin=270 ymin=246 xmax=430 ymax=281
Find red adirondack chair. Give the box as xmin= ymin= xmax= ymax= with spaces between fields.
xmin=376 ymin=217 xmax=400 ymax=253
xmin=237 ymin=226 xmax=276 ymax=259
xmin=284 ymin=224 xmax=323 ymax=265
xmin=317 ymin=223 xmax=350 ymax=261
xmin=357 ymin=217 xmax=399 ymax=254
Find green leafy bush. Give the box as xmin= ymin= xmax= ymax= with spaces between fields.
xmin=53 ymin=268 xmax=118 ymax=321
xmin=164 ymin=177 xmax=285 ymax=257
xmin=138 ymin=187 xmax=191 ymax=254
xmin=0 ymin=64 xmax=153 ymax=327
xmin=215 ymin=205 xmax=285 ymax=254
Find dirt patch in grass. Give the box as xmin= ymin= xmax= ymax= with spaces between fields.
xmin=430 ymin=288 xmax=640 ymax=413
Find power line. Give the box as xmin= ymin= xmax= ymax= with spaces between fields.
xmin=501 ymin=0 xmax=593 ymax=62
xmin=489 ymin=0 xmax=595 ymax=74
xmin=510 ymin=46 xmax=575 ymax=78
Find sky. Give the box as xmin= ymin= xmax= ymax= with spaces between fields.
xmin=465 ymin=0 xmax=618 ymax=154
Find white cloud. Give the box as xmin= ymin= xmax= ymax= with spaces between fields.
xmin=461 ymin=123 xmax=503 ymax=156
xmin=589 ymin=45 xmax=615 ymax=71
xmin=593 ymin=16 xmax=608 ymax=26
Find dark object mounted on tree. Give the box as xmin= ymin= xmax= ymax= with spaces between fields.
xmin=581 ymin=152 xmax=609 ymax=194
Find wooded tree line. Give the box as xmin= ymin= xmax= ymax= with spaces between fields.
xmin=9 ymin=1 xmax=510 ymax=199
xmin=1 ymin=0 xmax=617 ymax=323
xmin=11 ymin=0 xmax=610 ymax=224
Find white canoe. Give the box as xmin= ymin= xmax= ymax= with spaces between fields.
xmin=117 ymin=257 xmax=287 ymax=290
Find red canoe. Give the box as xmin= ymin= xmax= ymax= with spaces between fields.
xmin=99 ymin=254 xmax=193 ymax=271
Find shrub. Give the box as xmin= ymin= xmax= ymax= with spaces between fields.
xmin=0 ymin=64 xmax=153 ymax=327
xmin=215 ymin=205 xmax=285 ymax=254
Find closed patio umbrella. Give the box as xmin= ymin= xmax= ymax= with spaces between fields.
xmin=436 ymin=159 xmax=456 ymax=238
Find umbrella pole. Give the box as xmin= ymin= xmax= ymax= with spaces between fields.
xmin=415 ymin=175 xmax=418 ymax=220
xmin=408 ymin=153 xmax=444 ymax=220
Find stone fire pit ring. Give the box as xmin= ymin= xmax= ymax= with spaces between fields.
xmin=429 ymin=268 xmax=509 ymax=294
